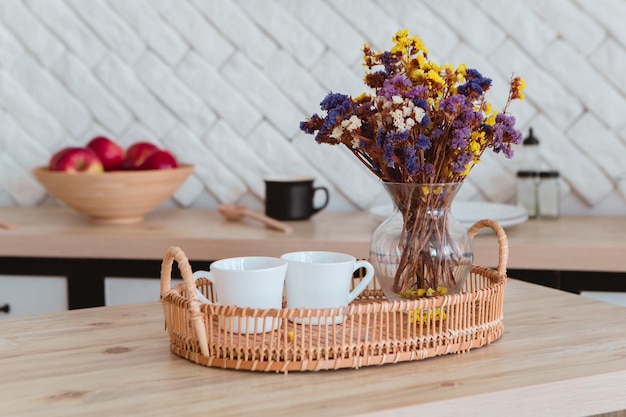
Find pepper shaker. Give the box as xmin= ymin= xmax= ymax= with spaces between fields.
xmin=538 ymin=170 xmax=560 ymax=219
xmin=516 ymin=170 xmax=538 ymax=219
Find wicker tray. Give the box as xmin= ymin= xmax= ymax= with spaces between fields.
xmin=160 ymin=219 xmax=508 ymax=373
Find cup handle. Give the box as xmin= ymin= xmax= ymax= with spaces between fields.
xmin=347 ymin=260 xmax=375 ymax=303
xmin=192 ymin=270 xmax=215 ymax=304
xmin=312 ymin=186 xmax=329 ymax=214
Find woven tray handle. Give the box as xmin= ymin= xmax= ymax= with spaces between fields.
xmin=467 ymin=219 xmax=509 ymax=276
xmin=160 ymin=246 xmax=210 ymax=357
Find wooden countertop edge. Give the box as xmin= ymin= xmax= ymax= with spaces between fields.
xmin=0 ymin=207 xmax=624 ymax=272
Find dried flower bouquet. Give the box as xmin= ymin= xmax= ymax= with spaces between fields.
xmin=301 ymin=30 xmax=525 ymax=297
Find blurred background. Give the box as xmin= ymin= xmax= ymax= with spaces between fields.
xmin=1 ymin=0 xmax=625 ymax=215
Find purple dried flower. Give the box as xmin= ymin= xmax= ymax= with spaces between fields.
xmin=413 ymin=98 xmax=428 ymax=108
xmin=431 ymin=128 xmax=444 ymax=140
xmin=379 ymin=75 xmax=412 ymax=99
xmin=449 ymin=127 xmax=471 ymax=149
xmin=387 ymin=130 xmax=410 ymax=143
xmin=416 ymin=134 xmax=431 ymax=150
xmin=381 ymin=51 xmax=396 ymax=74
xmin=502 ymin=146 xmax=514 ymax=158
xmin=375 ymin=127 xmax=387 ymax=147
xmin=421 ymin=163 xmax=434 ymax=176
xmin=491 ymin=113 xmax=522 ymax=158
xmin=458 ymin=68 xmax=492 ymax=99
xmin=406 ymin=85 xmax=427 ymax=99
xmin=440 ymin=95 xmax=466 ymax=114
xmin=383 ymin=140 xmax=396 ymax=167
xmin=404 ymin=144 xmax=418 ymax=175
xmin=458 ymin=82 xmax=483 ymax=98
xmin=379 ymin=82 xmax=400 ymax=99
xmin=466 ymin=69 xmax=492 ymax=90
xmin=320 ymin=92 xmax=350 ymax=111
xmin=451 ymin=152 xmax=473 ymax=173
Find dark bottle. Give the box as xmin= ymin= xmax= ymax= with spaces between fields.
xmin=520 ymin=127 xmax=541 ymax=173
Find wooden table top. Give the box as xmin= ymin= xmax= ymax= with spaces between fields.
xmin=1 ymin=279 xmax=626 ymax=416
xmin=0 ymin=207 xmax=625 ymax=272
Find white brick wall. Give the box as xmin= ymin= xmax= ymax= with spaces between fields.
xmin=107 ymin=0 xmax=188 ymax=66
xmin=51 ymin=54 xmax=134 ymax=135
xmin=0 ymin=0 xmax=66 ymax=68
xmin=27 ymin=0 xmax=108 ymax=68
xmin=152 ymin=0 xmax=234 ymax=68
xmin=0 ymin=70 xmax=66 ymax=146
xmin=0 ymin=0 xmax=625 ymax=216
xmin=9 ymin=55 xmax=92 ymax=138
xmin=192 ymin=0 xmax=277 ymax=67
xmin=176 ymin=52 xmax=262 ymax=137
xmin=528 ymin=0 xmax=605 ymax=55
xmin=96 ymin=54 xmax=178 ymax=136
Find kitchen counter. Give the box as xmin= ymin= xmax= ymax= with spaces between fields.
xmin=0 ymin=207 xmax=625 ymax=308
xmin=1 ymin=278 xmax=625 ymax=417
xmin=0 ymin=206 xmax=624 ymax=271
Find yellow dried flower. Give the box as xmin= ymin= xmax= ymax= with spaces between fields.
xmin=354 ymin=92 xmax=371 ymax=103
xmin=408 ymin=308 xmax=448 ymax=324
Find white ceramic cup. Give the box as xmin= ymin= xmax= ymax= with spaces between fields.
xmin=280 ymin=251 xmax=375 ymax=324
xmin=192 ymin=256 xmax=287 ymax=334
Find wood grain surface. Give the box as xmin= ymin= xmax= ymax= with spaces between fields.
xmin=1 ymin=279 xmax=626 ymax=417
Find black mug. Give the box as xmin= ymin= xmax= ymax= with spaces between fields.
xmin=264 ymin=177 xmax=329 ymax=221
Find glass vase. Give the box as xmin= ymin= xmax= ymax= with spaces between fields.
xmin=370 ymin=183 xmax=473 ymax=301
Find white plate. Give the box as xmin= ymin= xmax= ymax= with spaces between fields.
xmin=369 ymin=201 xmax=528 ymax=230
xmin=453 ymin=201 xmax=528 ymax=223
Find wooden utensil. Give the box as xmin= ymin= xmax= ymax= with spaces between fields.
xmin=0 ymin=221 xmax=17 ymax=230
xmin=218 ymin=204 xmax=293 ymax=233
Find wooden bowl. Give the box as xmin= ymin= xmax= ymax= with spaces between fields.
xmin=33 ymin=165 xmax=194 ymax=224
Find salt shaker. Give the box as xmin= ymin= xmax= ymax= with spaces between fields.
xmin=538 ymin=170 xmax=560 ymax=219
xmin=516 ymin=170 xmax=538 ymax=219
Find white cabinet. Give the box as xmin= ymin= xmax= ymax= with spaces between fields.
xmin=0 ymin=275 xmax=68 ymax=318
xmin=105 ymin=277 xmax=182 ymax=306
xmin=581 ymin=291 xmax=626 ymax=308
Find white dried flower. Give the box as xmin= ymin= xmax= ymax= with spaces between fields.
xmin=331 ymin=125 xmax=344 ymax=139
xmin=414 ymin=106 xmax=426 ymax=123
xmin=391 ymin=109 xmax=406 ymax=131
xmin=341 ymin=115 xmax=362 ymax=132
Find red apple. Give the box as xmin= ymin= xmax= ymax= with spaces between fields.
xmin=50 ymin=147 xmax=104 ymax=173
xmin=48 ymin=148 xmax=66 ymax=170
xmin=86 ymin=136 xmax=125 ymax=171
xmin=137 ymin=150 xmax=178 ymax=170
xmin=123 ymin=142 xmax=159 ymax=170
